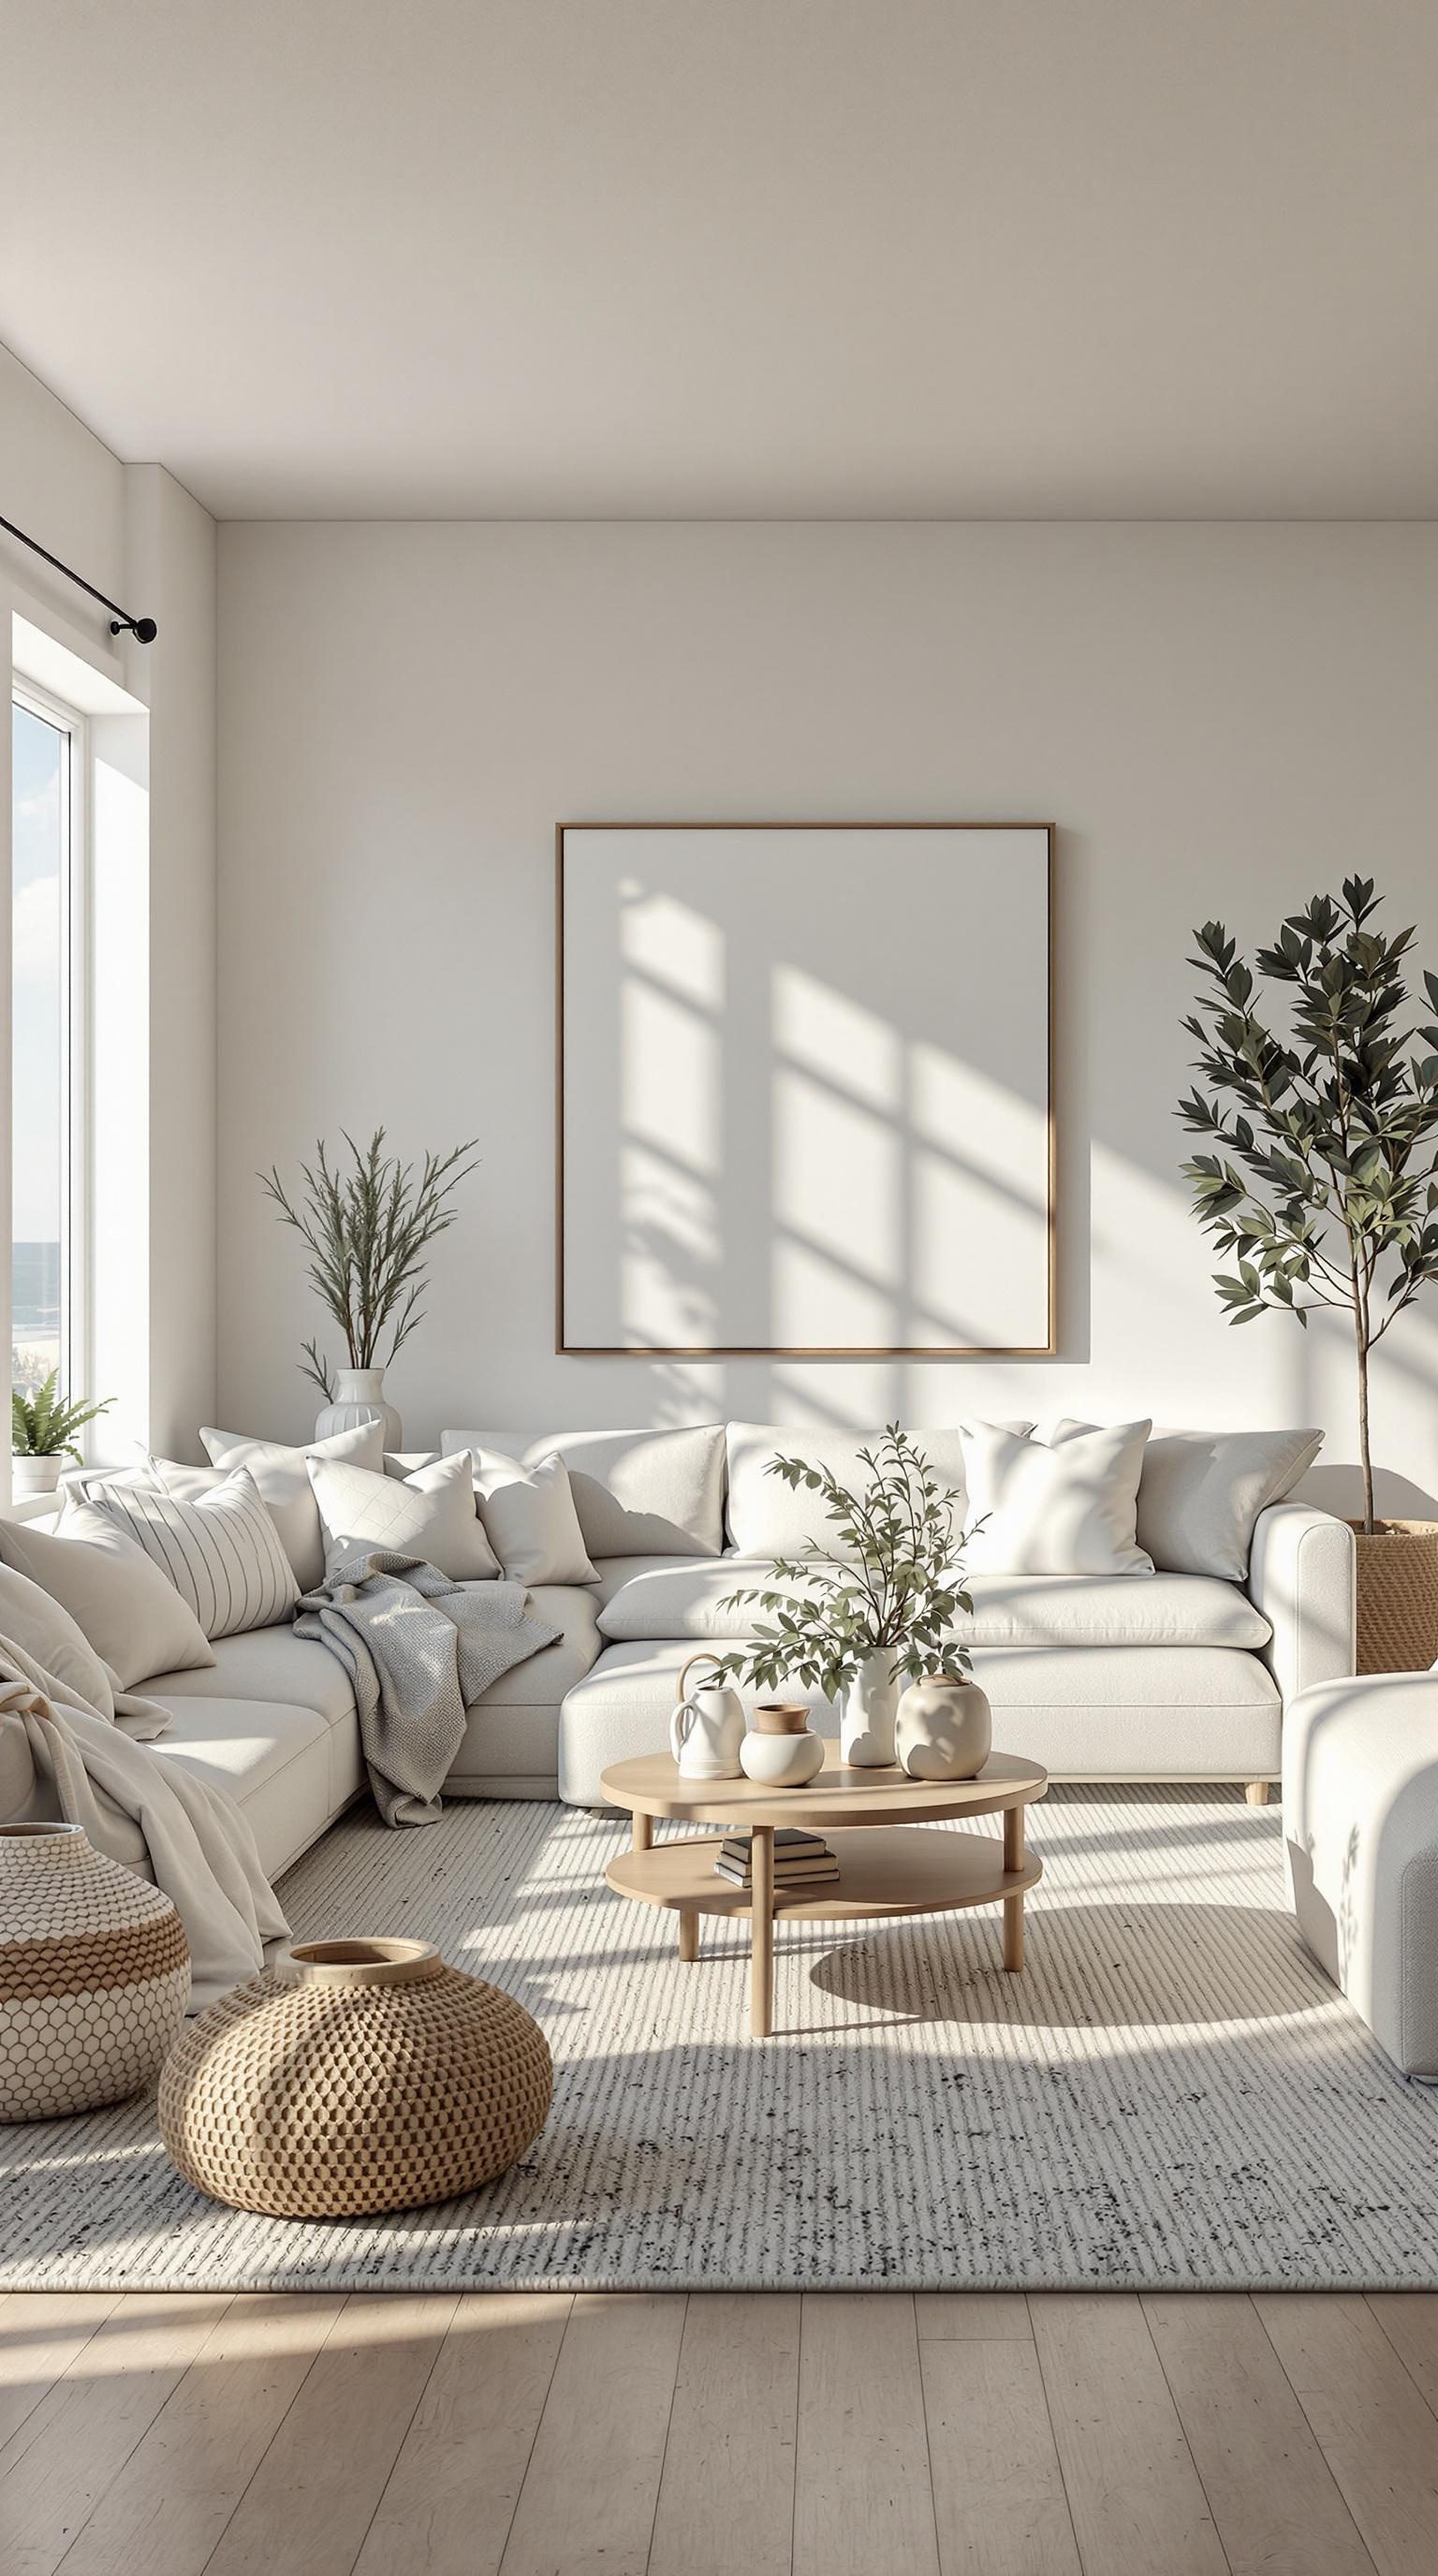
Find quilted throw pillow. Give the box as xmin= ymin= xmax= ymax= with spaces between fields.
xmin=306 ymin=1449 xmax=501 ymax=1582
xmin=74 ymin=1467 xmax=300 ymax=1639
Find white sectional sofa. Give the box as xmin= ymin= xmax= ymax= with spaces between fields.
xmin=3 ymin=1421 xmax=1357 ymax=1887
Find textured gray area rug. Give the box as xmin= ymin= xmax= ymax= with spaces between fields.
xmin=3 ymin=1786 xmax=1435 ymax=2292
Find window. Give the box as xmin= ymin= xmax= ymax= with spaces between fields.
xmin=11 ymin=681 xmax=85 ymax=1411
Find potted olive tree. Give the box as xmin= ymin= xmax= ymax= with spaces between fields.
xmin=714 ymin=1425 xmax=990 ymax=1775
xmin=1178 ymin=877 xmax=1438 ymax=1670
xmin=261 ymin=1127 xmax=477 ymax=1446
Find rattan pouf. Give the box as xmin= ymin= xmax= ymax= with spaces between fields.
xmin=0 ymin=1822 xmax=190 ymax=2122
xmin=157 ymin=1938 xmax=553 ymax=2218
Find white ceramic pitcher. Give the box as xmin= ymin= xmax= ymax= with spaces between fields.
xmin=668 ymin=1652 xmax=746 ymax=1779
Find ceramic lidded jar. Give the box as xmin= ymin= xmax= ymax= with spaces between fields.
xmin=738 ymin=1703 xmax=825 ymax=1789
xmin=0 ymin=1822 xmax=190 ymax=2120
xmin=894 ymin=1676 xmax=992 ymax=1781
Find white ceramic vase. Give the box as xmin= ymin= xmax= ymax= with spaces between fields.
xmin=669 ymin=1652 xmax=746 ymax=1779
xmin=11 ymin=1455 xmax=63 ymax=1498
xmin=840 ymin=1648 xmax=899 ymax=1767
xmin=315 ymin=1366 xmax=403 ymax=1450
xmin=0 ymin=1822 xmax=190 ymax=2120
xmin=738 ymin=1704 xmax=825 ymax=1789
xmin=894 ymin=1676 xmax=993 ymax=1781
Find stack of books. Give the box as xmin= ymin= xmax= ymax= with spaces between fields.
xmin=713 ymin=1827 xmax=840 ymax=1889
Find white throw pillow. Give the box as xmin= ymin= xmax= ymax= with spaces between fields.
xmin=447 ymin=1427 xmax=726 ymax=1559
xmin=1126 ymin=1425 xmax=1325 ymax=1580
xmin=306 ymin=1450 xmax=500 ymax=1581
xmin=0 ymin=1510 xmax=216 ymax=1687
xmin=199 ymin=1420 xmax=385 ymax=1588
xmin=75 ymin=1469 xmax=300 ymax=1639
xmin=960 ymin=1419 xmax=1154 ymax=1576
xmin=449 ymin=1446 xmax=597 ymax=1586
xmin=0 ymin=1560 xmax=117 ymax=1717
xmin=723 ymin=1421 xmax=1025 ymax=1558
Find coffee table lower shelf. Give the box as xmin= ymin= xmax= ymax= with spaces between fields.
xmin=607 ymin=1825 xmax=1042 ymax=2037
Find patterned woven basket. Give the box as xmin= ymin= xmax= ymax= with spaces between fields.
xmin=0 ymin=1822 xmax=190 ymax=2121
xmin=157 ymin=1937 xmax=552 ymax=2218
xmin=1350 ymin=1520 xmax=1438 ymax=1674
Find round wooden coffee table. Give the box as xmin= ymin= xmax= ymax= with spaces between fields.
xmin=600 ymin=1746 xmax=1047 ymax=2038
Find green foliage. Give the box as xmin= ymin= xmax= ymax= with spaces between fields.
xmin=261 ymin=1128 xmax=478 ymax=1397
xmin=11 ymin=1370 xmax=113 ymax=1460
xmin=712 ymin=1425 xmax=981 ymax=1703
xmin=1177 ymin=878 xmax=1438 ymax=1527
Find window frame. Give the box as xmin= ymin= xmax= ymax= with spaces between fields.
xmin=10 ymin=672 xmax=91 ymax=1432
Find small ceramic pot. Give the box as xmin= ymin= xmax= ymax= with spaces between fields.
xmin=739 ymin=1703 xmax=825 ymax=1789
xmin=11 ymin=1455 xmax=63 ymax=1498
xmin=315 ymin=1367 xmax=404 ymax=1449
xmin=894 ymin=1676 xmax=992 ymax=1781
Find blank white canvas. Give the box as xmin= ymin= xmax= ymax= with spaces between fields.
xmin=560 ymin=826 xmax=1050 ymax=1352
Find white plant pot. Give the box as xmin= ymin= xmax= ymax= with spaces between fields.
xmin=315 ymin=1367 xmax=404 ymax=1450
xmin=739 ymin=1725 xmax=825 ymax=1790
xmin=11 ymin=1455 xmax=63 ymax=1498
xmin=840 ymin=1648 xmax=899 ymax=1767
xmin=894 ymin=1676 xmax=993 ymax=1781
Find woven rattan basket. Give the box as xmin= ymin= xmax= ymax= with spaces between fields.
xmin=1350 ymin=1519 xmax=1438 ymax=1674
xmin=0 ymin=1822 xmax=189 ymax=2121
xmin=157 ymin=1938 xmax=552 ymax=2218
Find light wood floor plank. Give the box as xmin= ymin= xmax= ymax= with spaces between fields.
xmin=922 ymin=2334 xmax=1081 ymax=2576
xmin=0 ymin=2294 xmax=231 ymax=2576
xmin=649 ymin=2293 xmax=800 ymax=2576
xmin=1255 ymin=2294 xmax=1438 ymax=2576
xmin=1365 ymin=2295 xmax=1438 ymax=2416
xmin=793 ymin=2294 xmax=939 ymax=2576
xmin=1029 ymin=2293 xmax=1228 ymax=2576
xmin=1144 ymin=2294 xmax=1375 ymax=2576
xmin=56 ymin=2293 xmax=345 ymax=2576
xmin=916 ymin=2293 xmax=1033 ymax=2342
xmin=498 ymin=2291 xmax=687 ymax=2576
xmin=202 ymin=2292 xmax=457 ymax=2576
xmin=0 ymin=2296 xmax=121 ymax=2460
xmin=353 ymin=2293 xmax=572 ymax=2576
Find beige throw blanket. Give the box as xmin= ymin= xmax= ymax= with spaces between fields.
xmin=0 ymin=1639 xmax=288 ymax=2010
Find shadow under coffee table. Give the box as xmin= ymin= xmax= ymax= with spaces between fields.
xmin=600 ymin=1747 xmax=1048 ymax=2037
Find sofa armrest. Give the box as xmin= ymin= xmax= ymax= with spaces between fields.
xmin=1247 ymin=1500 xmax=1356 ymax=1705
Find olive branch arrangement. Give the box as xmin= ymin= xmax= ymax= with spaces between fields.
xmin=261 ymin=1128 xmax=478 ymax=1399
xmin=1178 ymin=878 xmax=1438 ymax=1531
xmin=712 ymin=1425 xmax=981 ymax=1702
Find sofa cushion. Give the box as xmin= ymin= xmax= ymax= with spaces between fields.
xmin=140 ymin=1620 xmax=358 ymax=1731
xmin=1132 ymin=1426 xmax=1325 ymax=1580
xmin=465 ymin=1584 xmax=602 ymax=1708
xmin=0 ymin=1560 xmax=116 ymax=1717
xmin=75 ymin=1468 xmax=301 ymax=1638
xmin=199 ymin=1421 xmax=386 ymax=1588
xmin=557 ymin=1639 xmax=1281 ymax=1803
xmin=443 ymin=1425 xmax=726 ymax=1558
xmin=725 ymin=1423 xmax=987 ymax=1557
xmin=594 ymin=1558 xmax=1270 ymax=1648
xmin=0 ymin=1510 xmax=216 ymax=1689
xmin=962 ymin=1419 xmax=1153 ymax=1576
xmin=137 ymin=1693 xmax=337 ymax=1881
xmin=307 ymin=1450 xmax=500 ymax=1581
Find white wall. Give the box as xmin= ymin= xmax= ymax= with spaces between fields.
xmin=1 ymin=344 xmax=216 ymax=1461
xmin=216 ymin=522 xmax=1438 ymax=1514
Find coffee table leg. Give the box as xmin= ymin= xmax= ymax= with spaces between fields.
xmin=678 ymin=1907 xmax=699 ymax=1963
xmin=632 ymin=1809 xmax=652 ymax=1854
xmin=751 ymin=1825 xmax=775 ymax=2037
xmin=1003 ymin=1807 xmax=1025 ymax=1972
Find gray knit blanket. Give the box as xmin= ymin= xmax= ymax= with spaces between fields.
xmin=295 ymin=1552 xmax=562 ymax=1827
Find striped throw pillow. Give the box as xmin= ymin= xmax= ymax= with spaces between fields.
xmin=75 ymin=1467 xmax=299 ymax=1639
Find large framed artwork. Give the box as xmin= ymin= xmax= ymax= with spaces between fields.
xmin=556 ymin=822 xmax=1054 ymax=1356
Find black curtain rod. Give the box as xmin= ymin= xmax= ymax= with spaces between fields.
xmin=0 ymin=511 xmax=157 ymax=643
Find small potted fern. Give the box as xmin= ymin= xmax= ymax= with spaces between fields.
xmin=714 ymin=1425 xmax=990 ymax=1776
xmin=11 ymin=1371 xmax=113 ymax=1497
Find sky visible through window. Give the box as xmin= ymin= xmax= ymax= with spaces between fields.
xmin=11 ymin=697 xmax=66 ymax=1392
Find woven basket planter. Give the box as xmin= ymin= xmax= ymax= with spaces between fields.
xmin=158 ymin=1938 xmax=552 ymax=2218
xmin=0 ymin=1822 xmax=190 ymax=2121
xmin=1350 ymin=1519 xmax=1438 ymax=1674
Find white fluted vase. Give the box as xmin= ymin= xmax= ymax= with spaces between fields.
xmin=315 ymin=1367 xmax=403 ymax=1449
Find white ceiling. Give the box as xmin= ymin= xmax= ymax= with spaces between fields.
xmin=6 ymin=1 xmax=1438 ymax=520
